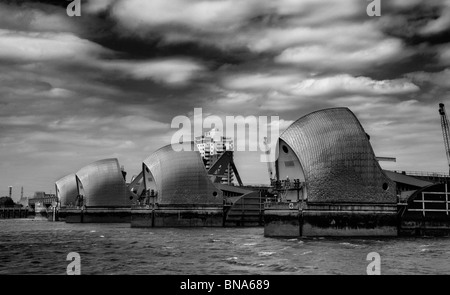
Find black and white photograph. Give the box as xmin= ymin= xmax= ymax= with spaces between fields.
xmin=0 ymin=0 xmax=449 ymax=279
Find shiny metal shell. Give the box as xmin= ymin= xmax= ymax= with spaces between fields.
xmin=55 ymin=173 xmax=78 ymax=207
xmin=280 ymin=108 xmax=396 ymax=203
xmin=143 ymin=142 xmax=223 ymax=205
xmin=75 ymin=158 xmax=129 ymax=207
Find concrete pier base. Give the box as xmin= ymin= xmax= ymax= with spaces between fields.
xmin=399 ymin=212 xmax=450 ymax=236
xmin=131 ymin=205 xmax=223 ymax=228
xmin=60 ymin=207 xmax=131 ymax=223
xmin=400 ymin=221 xmax=450 ymax=236
xmin=0 ymin=208 xmax=29 ymax=219
xmin=264 ymin=203 xmax=300 ymax=237
xmin=301 ymin=203 xmax=398 ymax=237
xmin=264 ymin=202 xmax=398 ymax=237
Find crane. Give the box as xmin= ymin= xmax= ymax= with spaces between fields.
xmin=439 ymin=103 xmax=450 ymax=175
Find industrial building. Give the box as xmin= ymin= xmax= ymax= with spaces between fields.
xmin=28 ymin=191 xmax=58 ymax=209
xmin=195 ymin=128 xmax=235 ymax=184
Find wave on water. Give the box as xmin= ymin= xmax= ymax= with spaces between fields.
xmin=258 ymin=251 xmax=276 ymax=256
xmin=339 ymin=242 xmax=359 ymax=247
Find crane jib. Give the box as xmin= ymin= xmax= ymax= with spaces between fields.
xmin=439 ymin=103 xmax=450 ymax=175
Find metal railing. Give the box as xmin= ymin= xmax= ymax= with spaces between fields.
xmin=270 ymin=178 xmax=304 ymax=190
xmin=389 ymin=170 xmax=450 ymax=178
xmin=408 ymin=183 xmax=449 ymax=216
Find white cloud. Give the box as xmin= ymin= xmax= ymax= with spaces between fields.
xmin=106 ymin=0 xmax=363 ymax=33
xmin=289 ymin=75 xmax=420 ymax=96
xmin=248 ymin=23 xmax=380 ymax=53
xmin=351 ymin=99 xmax=447 ymax=173
xmin=85 ymin=0 xmax=116 ymax=14
xmin=216 ymin=91 xmax=258 ymax=106
xmin=111 ymin=0 xmax=263 ymax=32
xmin=117 ymin=116 xmax=170 ymax=131
xmin=0 ymin=3 xmax=79 ymax=34
xmin=47 ymin=116 xmax=169 ymax=132
xmin=221 ymin=73 xmax=419 ymax=102
xmin=0 ymin=29 xmax=109 ymax=62
xmin=0 ymin=29 xmax=204 ymax=85
xmin=438 ymin=45 xmax=450 ymax=65
xmin=406 ymin=69 xmax=450 ymax=89
xmin=101 ymin=58 xmax=205 ymax=85
xmin=222 ymin=73 xmax=305 ymax=92
xmin=1 ymin=115 xmax=46 ymax=126
xmin=419 ymin=2 xmax=450 ymax=35
xmin=273 ymin=0 xmax=362 ymax=25
xmin=389 ymin=0 xmax=424 ymax=8
xmin=275 ymin=38 xmax=406 ymax=71
xmin=259 ymin=91 xmax=306 ymax=111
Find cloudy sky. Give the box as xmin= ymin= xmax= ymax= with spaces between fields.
xmin=1 ymin=0 xmax=449 ymax=200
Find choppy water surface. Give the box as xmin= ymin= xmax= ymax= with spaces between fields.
xmin=0 ymin=219 xmax=449 ymax=275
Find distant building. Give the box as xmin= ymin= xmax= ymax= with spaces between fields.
xmin=28 ymin=191 xmax=58 ymax=209
xmin=195 ymin=128 xmax=234 ymax=184
xmin=18 ymin=196 xmax=29 ymax=207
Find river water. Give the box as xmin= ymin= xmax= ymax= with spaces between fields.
xmin=0 ymin=219 xmax=449 ymax=275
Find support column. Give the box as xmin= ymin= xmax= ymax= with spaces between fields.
xmin=446 ymin=183 xmax=448 ymax=216
xmin=422 ymin=192 xmax=425 ymax=217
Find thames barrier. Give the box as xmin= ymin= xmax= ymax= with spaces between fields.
xmin=46 ymin=107 xmax=450 ymax=237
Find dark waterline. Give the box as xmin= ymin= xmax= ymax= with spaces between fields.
xmin=0 ymin=219 xmax=449 ymax=275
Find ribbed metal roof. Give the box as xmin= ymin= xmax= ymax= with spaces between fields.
xmin=384 ymin=170 xmax=433 ymax=188
xmin=280 ymin=108 xmax=396 ymax=203
xmin=143 ymin=142 xmax=223 ymax=205
xmin=55 ymin=173 xmax=78 ymax=207
xmin=76 ymin=158 xmax=129 ymax=207
xmin=404 ymin=183 xmax=445 ymax=205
